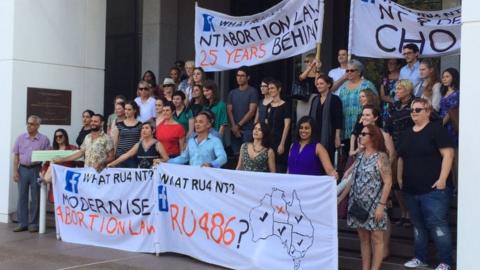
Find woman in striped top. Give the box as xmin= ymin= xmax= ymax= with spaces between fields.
xmin=111 ymin=100 xmax=142 ymax=168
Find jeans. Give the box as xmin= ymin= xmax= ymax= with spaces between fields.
xmin=17 ymin=166 xmax=41 ymax=228
xmin=230 ymin=129 xmax=252 ymax=155
xmin=403 ymin=188 xmax=453 ymax=266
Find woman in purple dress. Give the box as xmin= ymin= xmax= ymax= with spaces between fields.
xmin=287 ymin=116 xmax=338 ymax=178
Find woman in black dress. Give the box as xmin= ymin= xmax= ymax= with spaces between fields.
xmin=265 ymin=80 xmax=291 ymax=173
xmin=308 ymin=74 xmax=343 ymax=162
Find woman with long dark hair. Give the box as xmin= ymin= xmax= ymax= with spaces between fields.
xmin=76 ymin=109 xmax=94 ymax=147
xmin=439 ymin=67 xmax=460 ymax=146
xmin=287 ymin=116 xmax=337 ymax=178
xmin=255 ymin=77 xmax=274 ymax=124
xmin=236 ymin=122 xmax=276 ymax=172
xmin=188 ymin=84 xmax=206 ymax=117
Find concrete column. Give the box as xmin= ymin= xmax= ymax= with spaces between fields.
xmin=141 ymin=0 xmax=179 ymax=81
xmin=457 ymin=0 xmax=480 ymax=268
xmin=0 ymin=0 xmax=106 ymax=223
xmin=440 ymin=0 xmax=461 ymax=72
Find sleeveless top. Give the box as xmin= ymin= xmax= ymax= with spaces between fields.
xmin=116 ymin=121 xmax=142 ymax=157
xmin=239 ymin=143 xmax=269 ymax=172
xmin=287 ymin=142 xmax=325 ymax=176
xmin=137 ymin=140 xmax=160 ymax=169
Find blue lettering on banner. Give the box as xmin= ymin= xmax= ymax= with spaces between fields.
xmin=64 ymin=171 xmax=81 ymax=194
xmin=202 ymin=14 xmax=215 ymax=32
xmin=361 ymin=0 xmax=375 ymax=3
xmin=158 ymin=185 xmax=169 ymax=212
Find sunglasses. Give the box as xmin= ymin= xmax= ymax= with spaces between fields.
xmin=138 ymin=87 xmax=149 ymax=91
xmin=359 ymin=132 xmax=370 ymax=137
xmin=346 ymin=69 xmax=357 ymax=73
xmin=55 ymin=134 xmax=64 ymax=139
xmin=411 ymin=108 xmax=426 ymax=113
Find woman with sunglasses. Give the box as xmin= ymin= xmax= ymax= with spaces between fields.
xmin=338 ymin=59 xmax=377 ymax=155
xmin=108 ymin=122 xmax=169 ymax=169
xmin=40 ymin=129 xmax=78 ymax=201
xmin=339 ymin=124 xmax=392 ymax=270
xmin=398 ymin=98 xmax=454 ymax=270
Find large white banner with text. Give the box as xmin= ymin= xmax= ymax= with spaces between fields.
xmin=52 ymin=164 xmax=337 ymax=270
xmin=194 ymin=0 xmax=324 ymax=72
xmin=350 ymin=0 xmax=461 ymax=58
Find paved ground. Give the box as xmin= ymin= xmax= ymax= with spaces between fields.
xmin=0 ymin=223 xmax=225 ymax=270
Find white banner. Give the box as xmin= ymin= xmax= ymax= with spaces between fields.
xmin=52 ymin=165 xmax=158 ymax=252
xmin=349 ymin=0 xmax=461 ymax=58
xmin=52 ymin=164 xmax=337 ymax=270
xmin=195 ymin=0 xmax=324 ymax=72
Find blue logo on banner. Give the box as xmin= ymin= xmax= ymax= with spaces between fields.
xmin=158 ymin=185 xmax=169 ymax=212
xmin=202 ymin=14 xmax=215 ymax=32
xmin=64 ymin=171 xmax=81 ymax=194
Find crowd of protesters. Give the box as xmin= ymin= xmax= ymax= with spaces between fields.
xmin=12 ymin=43 xmax=458 ymax=270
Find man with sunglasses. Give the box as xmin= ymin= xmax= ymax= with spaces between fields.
xmin=12 ymin=115 xmax=50 ymax=232
xmin=134 ymin=80 xmax=156 ymax=122
xmin=399 ymin=43 xmax=422 ymax=90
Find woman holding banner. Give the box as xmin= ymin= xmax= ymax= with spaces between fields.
xmin=108 ymin=122 xmax=169 ymax=169
xmin=287 ymin=116 xmax=337 ymax=178
xmin=339 ymin=124 xmax=392 ymax=270
xmin=236 ymin=122 xmax=275 ymax=173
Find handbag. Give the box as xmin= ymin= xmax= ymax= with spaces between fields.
xmin=348 ymin=155 xmax=382 ymax=223
xmin=290 ymin=79 xmax=310 ymax=101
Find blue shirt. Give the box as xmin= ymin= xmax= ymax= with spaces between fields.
xmin=399 ymin=61 xmax=421 ymax=89
xmin=168 ymin=133 xmax=227 ymax=168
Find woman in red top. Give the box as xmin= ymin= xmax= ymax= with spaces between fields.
xmin=155 ymin=101 xmax=186 ymax=157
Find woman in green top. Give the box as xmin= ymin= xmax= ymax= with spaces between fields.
xmin=203 ymin=80 xmax=228 ymax=138
xmin=172 ymin=91 xmax=194 ymax=138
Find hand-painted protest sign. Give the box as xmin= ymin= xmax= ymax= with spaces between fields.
xmin=52 ymin=163 xmax=337 ymax=270
xmin=349 ymin=0 xmax=461 ymax=58
xmin=52 ymin=165 xmax=158 ymax=252
xmin=195 ymin=0 xmax=324 ymax=72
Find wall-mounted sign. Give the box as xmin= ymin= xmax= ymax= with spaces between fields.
xmin=27 ymin=87 xmax=71 ymax=125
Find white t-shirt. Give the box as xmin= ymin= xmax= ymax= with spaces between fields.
xmin=134 ymin=96 xmax=156 ymax=122
xmin=328 ymin=67 xmax=346 ymax=95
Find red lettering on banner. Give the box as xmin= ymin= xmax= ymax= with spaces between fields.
xmin=169 ymin=203 xmax=237 ymax=246
xmin=225 ymin=43 xmax=266 ymax=65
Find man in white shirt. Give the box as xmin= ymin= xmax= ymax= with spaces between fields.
xmin=328 ymin=49 xmax=348 ymax=95
xmin=134 ymin=80 xmax=156 ymax=122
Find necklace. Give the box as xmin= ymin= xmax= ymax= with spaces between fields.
xmin=252 ymin=143 xmax=264 ymax=153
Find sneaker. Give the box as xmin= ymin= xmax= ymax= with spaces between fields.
xmin=404 ymin=258 xmax=428 ymax=268
xmin=435 ymin=263 xmax=451 ymax=270
xmin=12 ymin=226 xmax=28 ymax=232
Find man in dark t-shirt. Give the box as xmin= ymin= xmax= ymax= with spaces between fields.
xmin=397 ymin=99 xmax=454 ymax=269
xmin=227 ymin=67 xmax=259 ymax=155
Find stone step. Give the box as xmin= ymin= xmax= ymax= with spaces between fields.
xmin=339 ymin=250 xmax=435 ymax=270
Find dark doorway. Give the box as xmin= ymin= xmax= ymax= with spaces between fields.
xmin=104 ymin=0 xmax=142 ymax=116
